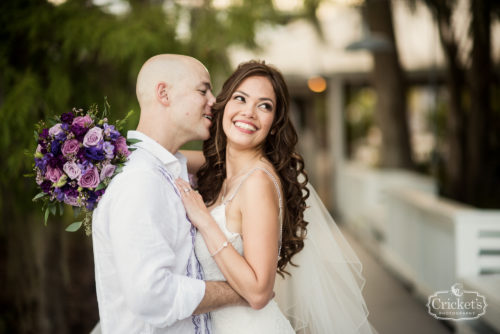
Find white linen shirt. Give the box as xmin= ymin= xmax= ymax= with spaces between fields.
xmin=92 ymin=131 xmax=205 ymax=334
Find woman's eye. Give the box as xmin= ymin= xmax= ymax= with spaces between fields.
xmin=199 ymin=90 xmax=207 ymax=95
xmin=260 ymin=103 xmax=273 ymax=111
xmin=234 ymin=95 xmax=245 ymax=102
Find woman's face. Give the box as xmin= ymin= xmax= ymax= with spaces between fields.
xmin=222 ymin=76 xmax=276 ymax=151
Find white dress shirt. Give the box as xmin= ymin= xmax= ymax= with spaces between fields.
xmin=92 ymin=131 xmax=205 ymax=334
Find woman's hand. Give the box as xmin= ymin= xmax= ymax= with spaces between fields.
xmin=175 ymin=178 xmax=213 ymax=230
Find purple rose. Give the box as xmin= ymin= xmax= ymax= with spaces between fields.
xmin=63 ymin=161 xmax=82 ymax=180
xmin=49 ymin=123 xmax=64 ymax=137
xmin=62 ymin=139 xmax=80 ymax=157
xmin=45 ymin=165 xmax=63 ymax=183
xmin=100 ymin=164 xmax=116 ymax=181
xmin=103 ymin=141 xmax=115 ymax=159
xmin=72 ymin=115 xmax=93 ymax=128
xmin=61 ymin=112 xmax=75 ymax=124
xmin=78 ymin=167 xmax=100 ymax=189
xmin=115 ymin=137 xmax=130 ymax=157
xmin=83 ymin=127 xmax=103 ymax=147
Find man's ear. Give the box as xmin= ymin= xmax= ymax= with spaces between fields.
xmin=156 ymin=82 xmax=170 ymax=106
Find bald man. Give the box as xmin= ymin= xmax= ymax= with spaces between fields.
xmin=92 ymin=55 xmax=245 ymax=334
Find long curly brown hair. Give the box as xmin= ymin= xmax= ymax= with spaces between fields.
xmin=197 ymin=60 xmax=309 ymax=276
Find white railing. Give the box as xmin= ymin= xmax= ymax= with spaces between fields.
xmin=336 ymin=161 xmax=500 ymax=297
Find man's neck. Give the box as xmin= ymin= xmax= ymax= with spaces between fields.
xmin=136 ymin=123 xmax=183 ymax=154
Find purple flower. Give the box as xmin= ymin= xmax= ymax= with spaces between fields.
xmin=78 ymin=167 xmax=100 ymax=189
xmin=39 ymin=128 xmax=49 ymax=139
xmin=76 ymin=147 xmax=86 ymax=161
xmin=50 ymin=140 xmax=61 ymax=155
xmin=83 ymin=127 xmax=103 ymax=147
xmin=35 ymin=158 xmax=47 ymax=172
xmin=114 ymin=136 xmax=130 ymax=157
xmin=64 ymin=195 xmax=80 ymax=206
xmin=84 ymin=146 xmax=105 ymax=161
xmin=61 ymin=139 xmax=80 ymax=157
xmin=100 ymin=164 xmax=116 ymax=181
xmin=103 ymin=141 xmax=115 ymax=159
xmin=54 ymin=187 xmax=65 ymax=201
xmin=63 ymin=161 xmax=82 ymax=180
xmin=49 ymin=123 xmax=64 ymax=137
xmin=72 ymin=115 xmax=93 ymax=128
xmin=70 ymin=124 xmax=87 ymax=141
xmin=61 ymin=112 xmax=75 ymax=124
xmin=45 ymin=165 xmax=63 ymax=183
xmin=41 ymin=180 xmax=52 ymax=193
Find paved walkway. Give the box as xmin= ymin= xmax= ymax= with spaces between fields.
xmin=340 ymin=226 xmax=452 ymax=334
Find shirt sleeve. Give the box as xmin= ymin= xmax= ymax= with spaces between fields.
xmin=108 ymin=169 xmax=205 ymax=328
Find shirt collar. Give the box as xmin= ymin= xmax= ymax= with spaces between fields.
xmin=127 ymin=130 xmax=187 ymax=179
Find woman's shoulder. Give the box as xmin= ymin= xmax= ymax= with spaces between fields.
xmin=238 ymin=164 xmax=282 ymax=205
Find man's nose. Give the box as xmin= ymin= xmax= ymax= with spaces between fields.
xmin=207 ymin=91 xmax=216 ymax=106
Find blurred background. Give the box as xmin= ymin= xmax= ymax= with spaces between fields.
xmin=1 ymin=0 xmax=499 ymax=333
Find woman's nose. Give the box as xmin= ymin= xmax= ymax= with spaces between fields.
xmin=240 ymin=103 xmax=256 ymax=118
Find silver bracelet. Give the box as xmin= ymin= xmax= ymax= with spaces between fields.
xmin=211 ymin=240 xmax=229 ymax=257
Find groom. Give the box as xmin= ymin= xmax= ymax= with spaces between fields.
xmin=92 ymin=54 xmax=247 ymax=333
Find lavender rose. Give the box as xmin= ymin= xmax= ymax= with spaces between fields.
xmin=83 ymin=127 xmax=103 ymax=147
xmin=78 ymin=167 xmax=100 ymax=189
xmin=72 ymin=115 xmax=93 ymax=128
xmin=45 ymin=165 xmax=63 ymax=183
xmin=100 ymin=164 xmax=116 ymax=181
xmin=49 ymin=123 xmax=64 ymax=137
xmin=63 ymin=161 xmax=82 ymax=180
xmin=115 ymin=136 xmax=130 ymax=157
xmin=62 ymin=139 xmax=80 ymax=157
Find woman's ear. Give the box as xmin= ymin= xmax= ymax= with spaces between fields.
xmin=156 ymin=82 xmax=170 ymax=106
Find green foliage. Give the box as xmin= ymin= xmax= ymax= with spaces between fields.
xmin=0 ymin=0 xmax=283 ymax=225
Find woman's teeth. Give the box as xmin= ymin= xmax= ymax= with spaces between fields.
xmin=235 ymin=121 xmax=256 ymax=132
xmin=203 ymin=115 xmax=213 ymax=121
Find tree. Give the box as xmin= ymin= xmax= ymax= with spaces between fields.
xmin=0 ymin=0 xmax=282 ymax=332
xmin=364 ymin=0 xmax=414 ymax=169
xmin=422 ymin=0 xmax=500 ymax=207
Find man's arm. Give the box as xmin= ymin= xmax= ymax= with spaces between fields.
xmin=193 ymin=281 xmax=248 ymax=315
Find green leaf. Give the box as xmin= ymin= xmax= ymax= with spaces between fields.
xmin=126 ymin=138 xmax=141 ymax=145
xmin=44 ymin=207 xmax=50 ymax=226
xmin=49 ymin=204 xmax=56 ymax=216
xmin=58 ymin=203 xmax=64 ymax=216
xmin=66 ymin=221 xmax=82 ymax=232
xmin=32 ymin=192 xmax=47 ymax=201
xmin=128 ymin=147 xmax=137 ymax=152
xmin=96 ymin=182 xmax=106 ymax=191
xmin=73 ymin=207 xmax=81 ymax=218
xmin=24 ymin=173 xmax=35 ymax=178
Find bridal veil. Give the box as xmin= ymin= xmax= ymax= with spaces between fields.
xmin=274 ymin=184 xmax=377 ymax=334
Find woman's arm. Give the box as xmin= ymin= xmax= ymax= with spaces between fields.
xmin=179 ymin=150 xmax=205 ymax=174
xmin=175 ymin=172 xmax=280 ymax=309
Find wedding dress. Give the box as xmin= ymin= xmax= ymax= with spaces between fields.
xmin=195 ymin=167 xmax=377 ymax=334
xmin=194 ymin=167 xmax=295 ymax=334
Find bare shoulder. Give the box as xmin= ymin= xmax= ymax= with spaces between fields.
xmin=238 ymin=165 xmax=281 ymax=208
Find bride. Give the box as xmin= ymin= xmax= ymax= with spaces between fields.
xmin=176 ymin=61 xmax=376 ymax=333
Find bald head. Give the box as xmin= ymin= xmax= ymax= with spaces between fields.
xmin=136 ymin=54 xmax=208 ymax=109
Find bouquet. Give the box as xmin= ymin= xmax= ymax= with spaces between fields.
xmin=31 ymin=101 xmax=136 ymax=235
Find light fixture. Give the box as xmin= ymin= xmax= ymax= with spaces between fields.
xmin=307 ymin=76 xmax=327 ymax=93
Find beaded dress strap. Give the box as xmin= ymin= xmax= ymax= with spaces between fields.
xmin=223 ymin=167 xmax=283 ymax=255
